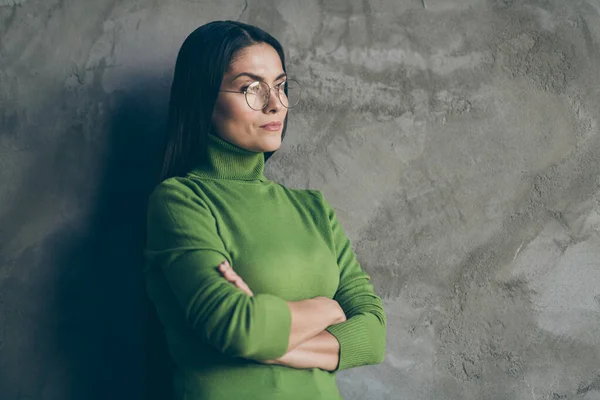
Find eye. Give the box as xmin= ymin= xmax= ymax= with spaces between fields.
xmin=244 ymin=81 xmax=262 ymax=94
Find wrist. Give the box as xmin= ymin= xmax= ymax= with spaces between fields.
xmin=328 ymin=299 xmax=346 ymax=325
xmin=313 ymin=297 xmax=345 ymax=325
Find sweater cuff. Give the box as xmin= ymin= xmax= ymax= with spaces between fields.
xmin=326 ymin=317 xmax=370 ymax=371
xmin=255 ymin=293 xmax=292 ymax=359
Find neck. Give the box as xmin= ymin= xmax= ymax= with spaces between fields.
xmin=189 ymin=134 xmax=267 ymax=182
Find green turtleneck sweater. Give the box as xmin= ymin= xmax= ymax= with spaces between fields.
xmin=143 ymin=133 xmax=386 ymax=400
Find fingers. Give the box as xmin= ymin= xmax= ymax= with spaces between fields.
xmin=236 ymin=280 xmax=254 ymax=297
xmin=218 ymin=260 xmax=235 ymax=281
xmin=219 ymin=261 xmax=237 ymax=281
xmin=218 ymin=260 xmax=254 ymax=296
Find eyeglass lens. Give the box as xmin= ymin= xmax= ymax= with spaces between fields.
xmin=245 ymin=79 xmax=301 ymax=110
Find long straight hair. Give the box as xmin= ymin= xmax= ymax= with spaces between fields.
xmin=158 ymin=21 xmax=288 ymax=181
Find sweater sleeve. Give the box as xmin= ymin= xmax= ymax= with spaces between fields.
xmin=144 ymin=179 xmax=292 ymax=361
xmin=320 ymin=193 xmax=387 ymax=372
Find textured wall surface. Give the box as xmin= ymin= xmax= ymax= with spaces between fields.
xmin=1 ymin=1 xmax=600 ymax=399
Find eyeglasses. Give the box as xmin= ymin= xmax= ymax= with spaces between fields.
xmin=219 ymin=79 xmax=301 ymax=111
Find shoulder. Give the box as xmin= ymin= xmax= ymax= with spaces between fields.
xmin=147 ymin=176 xmax=210 ymax=213
xmin=150 ymin=175 xmax=210 ymax=198
xmin=273 ymin=184 xmax=336 ymax=219
xmin=273 ymin=183 xmax=325 ymax=205
xmin=290 ymin=187 xmax=324 ymax=202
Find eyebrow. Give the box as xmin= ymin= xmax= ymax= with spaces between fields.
xmin=231 ymin=72 xmax=287 ymax=83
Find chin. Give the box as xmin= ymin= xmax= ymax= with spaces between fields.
xmin=256 ymin=135 xmax=282 ymax=153
xmin=257 ymin=143 xmax=282 ymax=153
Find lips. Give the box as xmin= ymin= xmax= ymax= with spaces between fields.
xmin=260 ymin=121 xmax=282 ymax=129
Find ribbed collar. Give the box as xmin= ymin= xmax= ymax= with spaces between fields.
xmin=188 ymin=133 xmax=268 ymax=182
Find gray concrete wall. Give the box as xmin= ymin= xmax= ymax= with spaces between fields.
xmin=1 ymin=1 xmax=599 ymax=399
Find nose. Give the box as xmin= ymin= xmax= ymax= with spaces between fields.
xmin=263 ymin=86 xmax=283 ymax=114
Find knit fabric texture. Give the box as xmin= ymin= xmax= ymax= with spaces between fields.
xmin=144 ymin=133 xmax=386 ymax=400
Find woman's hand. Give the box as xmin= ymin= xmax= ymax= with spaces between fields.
xmin=218 ymin=260 xmax=254 ymax=296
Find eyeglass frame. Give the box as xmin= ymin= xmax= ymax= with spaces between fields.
xmin=218 ymin=78 xmax=300 ymax=111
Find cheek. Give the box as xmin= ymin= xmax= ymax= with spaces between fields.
xmin=213 ymin=98 xmax=256 ymax=128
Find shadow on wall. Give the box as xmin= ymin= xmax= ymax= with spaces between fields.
xmin=48 ymin=77 xmax=173 ymax=400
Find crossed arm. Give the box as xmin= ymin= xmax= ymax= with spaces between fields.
xmin=145 ymin=183 xmax=386 ymax=372
xmin=218 ymin=260 xmax=344 ymax=371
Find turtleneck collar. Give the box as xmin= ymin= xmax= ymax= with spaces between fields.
xmin=188 ymin=133 xmax=268 ymax=182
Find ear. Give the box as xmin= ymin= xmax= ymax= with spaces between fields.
xmin=210 ymin=99 xmax=221 ymax=126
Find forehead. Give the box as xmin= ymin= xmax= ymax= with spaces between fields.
xmin=227 ymin=43 xmax=283 ymax=77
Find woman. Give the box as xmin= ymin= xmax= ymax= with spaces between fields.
xmin=144 ymin=20 xmax=386 ymax=399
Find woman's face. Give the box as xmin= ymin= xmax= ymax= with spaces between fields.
xmin=211 ymin=43 xmax=288 ymax=153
